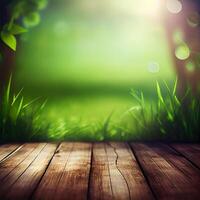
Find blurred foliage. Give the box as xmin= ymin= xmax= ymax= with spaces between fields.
xmin=0 ymin=0 xmax=48 ymax=51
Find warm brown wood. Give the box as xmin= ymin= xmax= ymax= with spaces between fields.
xmin=131 ymin=143 xmax=200 ymax=200
xmin=0 ymin=142 xmax=200 ymax=200
xmin=0 ymin=144 xmax=22 ymax=162
xmin=171 ymin=143 xmax=200 ymax=169
xmin=0 ymin=143 xmax=46 ymax=197
xmin=33 ymin=142 xmax=92 ymax=200
xmin=89 ymin=142 xmax=154 ymax=200
xmin=0 ymin=143 xmax=39 ymax=181
xmin=3 ymin=143 xmax=58 ymax=200
xmin=33 ymin=142 xmax=74 ymax=200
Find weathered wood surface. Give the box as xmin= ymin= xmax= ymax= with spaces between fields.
xmin=1 ymin=143 xmax=58 ymax=200
xmin=131 ymin=143 xmax=200 ymax=200
xmin=171 ymin=143 xmax=200 ymax=169
xmin=0 ymin=143 xmax=22 ymax=162
xmin=89 ymin=142 xmax=153 ymax=200
xmin=0 ymin=142 xmax=200 ymax=200
xmin=34 ymin=142 xmax=91 ymax=200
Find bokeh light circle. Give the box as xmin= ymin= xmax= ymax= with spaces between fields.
xmin=147 ymin=62 xmax=160 ymax=73
xmin=187 ymin=12 xmax=200 ymax=28
xmin=172 ymin=29 xmax=184 ymax=44
xmin=166 ymin=0 xmax=182 ymax=14
xmin=175 ymin=44 xmax=190 ymax=60
xmin=185 ymin=61 xmax=195 ymax=72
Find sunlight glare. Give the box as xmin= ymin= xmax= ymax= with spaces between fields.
xmin=136 ymin=0 xmax=161 ymax=18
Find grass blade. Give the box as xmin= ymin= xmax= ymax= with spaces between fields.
xmin=6 ymin=75 xmax=12 ymax=104
xmin=173 ymin=77 xmax=178 ymax=95
xmin=12 ymin=88 xmax=23 ymax=106
xmin=23 ymin=97 xmax=40 ymax=109
xmin=15 ymin=97 xmax=24 ymax=122
xmin=156 ymin=81 xmax=164 ymax=104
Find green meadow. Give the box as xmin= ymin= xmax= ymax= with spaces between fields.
xmin=13 ymin=0 xmax=175 ymax=140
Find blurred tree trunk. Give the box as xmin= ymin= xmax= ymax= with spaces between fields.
xmin=0 ymin=45 xmax=15 ymax=92
xmin=162 ymin=0 xmax=200 ymax=94
xmin=0 ymin=1 xmax=15 ymax=93
xmin=183 ymin=0 xmax=200 ymax=92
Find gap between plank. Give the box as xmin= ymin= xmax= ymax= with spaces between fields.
xmin=29 ymin=143 xmax=61 ymax=200
xmin=168 ymin=143 xmax=200 ymax=171
xmin=87 ymin=143 xmax=93 ymax=200
xmin=1 ymin=143 xmax=48 ymax=196
xmin=0 ymin=143 xmax=41 ymax=183
xmin=129 ymin=143 xmax=157 ymax=200
xmin=0 ymin=144 xmax=23 ymax=164
xmin=53 ymin=142 xmax=74 ymax=195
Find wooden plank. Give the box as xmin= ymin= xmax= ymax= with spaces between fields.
xmin=33 ymin=142 xmax=74 ymax=200
xmin=3 ymin=143 xmax=58 ymax=200
xmin=0 ymin=144 xmax=20 ymax=161
xmin=191 ymin=144 xmax=200 ymax=151
xmin=0 ymin=144 xmax=22 ymax=162
xmin=0 ymin=143 xmax=39 ymax=181
xmin=89 ymin=142 xmax=154 ymax=200
xmin=0 ymin=143 xmax=46 ymax=197
xmin=131 ymin=143 xmax=200 ymax=199
xmin=33 ymin=142 xmax=92 ymax=200
xmin=171 ymin=144 xmax=200 ymax=169
xmin=48 ymin=142 xmax=92 ymax=200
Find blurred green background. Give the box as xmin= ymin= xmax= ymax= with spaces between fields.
xmin=14 ymin=0 xmax=175 ymax=138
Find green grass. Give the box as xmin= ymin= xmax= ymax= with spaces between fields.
xmin=0 ymin=77 xmax=48 ymax=142
xmin=37 ymin=94 xmax=137 ymax=141
xmin=129 ymin=79 xmax=200 ymax=141
xmin=1 ymin=77 xmax=200 ymax=142
xmin=0 ymin=78 xmax=137 ymax=142
xmin=42 ymin=79 xmax=200 ymax=142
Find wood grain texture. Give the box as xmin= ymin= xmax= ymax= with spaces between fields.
xmin=131 ymin=143 xmax=200 ymax=200
xmin=171 ymin=143 xmax=200 ymax=168
xmin=0 ymin=143 xmax=39 ymax=181
xmin=0 ymin=142 xmax=200 ymax=200
xmin=3 ymin=143 xmax=58 ymax=200
xmin=34 ymin=142 xmax=92 ymax=200
xmin=0 ymin=144 xmax=22 ymax=162
xmin=0 ymin=143 xmax=46 ymax=197
xmin=89 ymin=142 xmax=154 ymax=200
xmin=33 ymin=142 xmax=74 ymax=200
